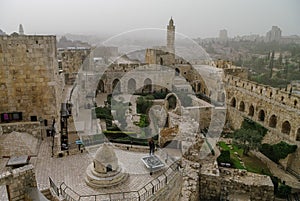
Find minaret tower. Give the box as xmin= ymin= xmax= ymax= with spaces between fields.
xmin=167 ymin=17 xmax=175 ymax=55
xmin=19 ymin=24 xmax=24 ymax=35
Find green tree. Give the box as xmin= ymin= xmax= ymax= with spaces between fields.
xmin=136 ymin=96 xmax=153 ymax=114
xmin=233 ymin=128 xmax=263 ymax=155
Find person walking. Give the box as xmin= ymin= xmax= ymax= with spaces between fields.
xmin=149 ymin=138 xmax=155 ymax=155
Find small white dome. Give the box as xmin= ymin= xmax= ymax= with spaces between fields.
xmin=94 ymin=143 xmax=118 ymax=173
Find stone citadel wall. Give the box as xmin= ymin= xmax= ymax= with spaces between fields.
xmin=58 ymin=47 xmax=91 ymax=84
xmin=225 ymin=74 xmax=300 ymax=175
xmin=0 ymin=35 xmax=62 ymax=126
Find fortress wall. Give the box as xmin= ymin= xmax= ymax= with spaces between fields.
xmin=200 ymin=165 xmax=274 ymax=201
xmin=0 ymin=35 xmax=62 ymax=125
xmin=0 ymin=165 xmax=37 ymax=201
xmin=58 ymin=48 xmax=91 ymax=84
xmin=225 ymin=75 xmax=300 ymax=110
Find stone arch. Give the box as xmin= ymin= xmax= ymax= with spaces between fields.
xmin=160 ymin=57 xmax=163 ymax=65
xmin=97 ymin=79 xmax=105 ymax=93
xmin=127 ymin=78 xmax=136 ymax=94
xmin=258 ymin=110 xmax=265 ymax=122
xmin=296 ymin=128 xmax=300 ymax=141
xmin=143 ymin=78 xmax=152 ymax=93
xmin=248 ymin=105 xmax=254 ymax=117
xmin=230 ymin=97 xmax=236 ymax=108
xmin=175 ymin=68 xmax=180 ymax=76
xmin=197 ymin=83 xmax=201 ymax=92
xmin=269 ymin=115 xmax=277 ymax=128
xmin=281 ymin=121 xmax=291 ymax=135
xmin=112 ymin=78 xmax=121 ymax=93
xmin=239 ymin=101 xmax=245 ymax=112
xmin=167 ymin=94 xmax=177 ymax=110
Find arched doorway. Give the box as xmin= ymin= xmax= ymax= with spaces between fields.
xmin=269 ymin=115 xmax=277 ymax=128
xmin=143 ymin=78 xmax=152 ymax=93
xmin=239 ymin=101 xmax=245 ymax=112
xmin=175 ymin=68 xmax=180 ymax=76
xmin=197 ymin=83 xmax=201 ymax=93
xmin=127 ymin=78 xmax=136 ymax=94
xmin=296 ymin=128 xmax=300 ymax=141
xmin=167 ymin=95 xmax=177 ymax=110
xmin=231 ymin=97 xmax=236 ymax=108
xmin=106 ymin=164 xmax=112 ymax=172
xmin=160 ymin=57 xmax=163 ymax=65
xmin=282 ymin=121 xmax=291 ymax=135
xmin=112 ymin=79 xmax=121 ymax=93
xmin=248 ymin=105 xmax=254 ymax=117
xmin=258 ymin=110 xmax=265 ymax=122
xmin=98 ymin=80 xmax=105 ymax=93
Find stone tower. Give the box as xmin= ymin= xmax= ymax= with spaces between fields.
xmin=167 ymin=17 xmax=175 ymax=55
xmin=19 ymin=24 xmax=24 ymax=35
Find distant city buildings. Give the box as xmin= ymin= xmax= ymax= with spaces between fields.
xmin=265 ymin=26 xmax=282 ymax=42
xmin=219 ymin=29 xmax=228 ymax=41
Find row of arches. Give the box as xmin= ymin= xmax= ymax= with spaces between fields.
xmin=230 ymin=97 xmax=300 ymax=141
xmin=97 ymin=78 xmax=153 ymax=94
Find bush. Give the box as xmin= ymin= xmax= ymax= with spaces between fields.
xmin=136 ymin=114 xmax=149 ymax=128
xmin=95 ymin=107 xmax=112 ymax=120
xmin=136 ymin=96 xmax=153 ymax=114
xmin=260 ymin=141 xmax=297 ymax=163
xmin=277 ymin=184 xmax=291 ymax=198
xmin=217 ymin=150 xmax=231 ymax=164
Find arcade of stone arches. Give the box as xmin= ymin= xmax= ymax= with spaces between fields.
xmin=230 ymin=96 xmax=300 ymax=141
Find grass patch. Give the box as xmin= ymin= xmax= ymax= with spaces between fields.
xmin=218 ymin=141 xmax=271 ymax=175
xmin=242 ymin=153 xmax=272 ymax=175
xmin=218 ymin=141 xmax=244 ymax=169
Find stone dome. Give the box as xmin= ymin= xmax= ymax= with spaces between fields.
xmin=85 ymin=143 xmax=128 ymax=188
xmin=94 ymin=143 xmax=118 ymax=173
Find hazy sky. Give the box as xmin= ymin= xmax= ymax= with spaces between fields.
xmin=0 ymin=0 xmax=299 ymax=38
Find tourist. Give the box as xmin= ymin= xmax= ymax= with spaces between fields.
xmin=149 ymin=138 xmax=155 ymax=155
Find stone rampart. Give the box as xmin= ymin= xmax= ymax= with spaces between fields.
xmin=199 ymin=163 xmax=274 ymax=201
xmin=0 ymin=164 xmax=37 ymax=201
xmin=0 ymin=122 xmax=41 ymax=138
xmin=0 ymin=35 xmax=62 ymax=126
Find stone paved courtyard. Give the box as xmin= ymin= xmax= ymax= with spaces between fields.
xmin=0 ymin=136 xmax=180 ymax=200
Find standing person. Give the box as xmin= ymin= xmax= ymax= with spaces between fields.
xmin=149 ymin=138 xmax=155 ymax=155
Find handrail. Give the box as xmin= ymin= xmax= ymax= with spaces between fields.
xmin=49 ymin=177 xmax=60 ymax=196
xmin=57 ymin=161 xmax=180 ymax=201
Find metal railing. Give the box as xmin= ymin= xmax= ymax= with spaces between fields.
xmin=56 ymin=161 xmax=180 ymax=201
xmin=49 ymin=177 xmax=60 ymax=197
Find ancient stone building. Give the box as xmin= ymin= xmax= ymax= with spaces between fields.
xmin=225 ymin=73 xmax=300 ymax=175
xmin=0 ymin=35 xmax=62 ymax=126
xmin=57 ymin=47 xmax=91 ymax=85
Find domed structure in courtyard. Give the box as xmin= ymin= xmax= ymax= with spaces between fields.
xmin=85 ymin=143 xmax=128 ymax=188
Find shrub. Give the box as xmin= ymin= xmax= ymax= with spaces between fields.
xmin=136 ymin=96 xmax=153 ymax=114
xmin=260 ymin=141 xmax=297 ymax=163
xmin=277 ymin=184 xmax=291 ymax=198
xmin=217 ymin=150 xmax=231 ymax=164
